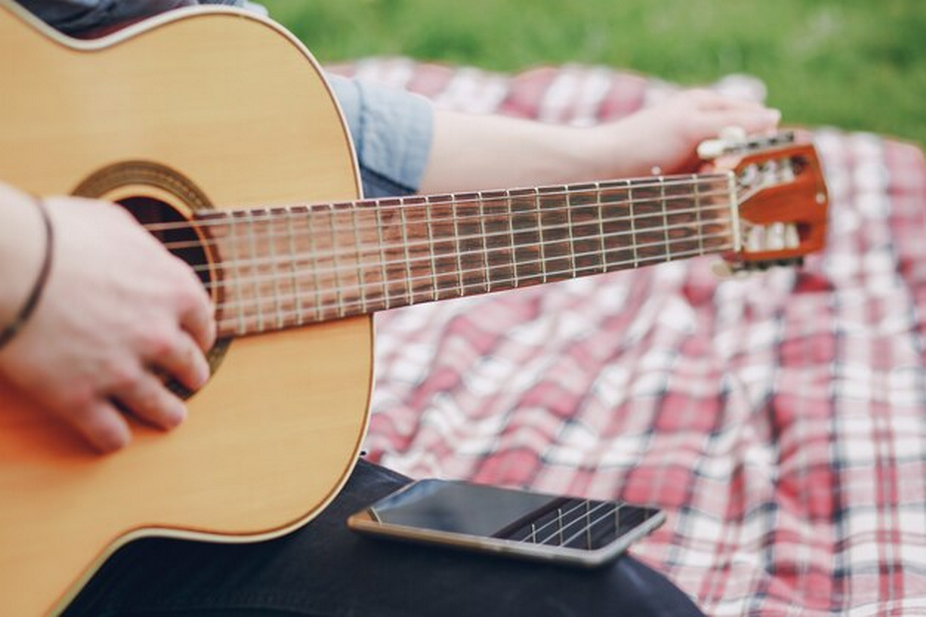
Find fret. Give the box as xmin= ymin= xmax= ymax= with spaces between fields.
xmin=479 ymin=190 xmax=516 ymax=293
xmin=627 ymin=180 xmax=667 ymax=265
xmin=379 ymin=198 xmax=414 ymax=308
xmin=628 ymin=182 xmax=639 ymax=268
xmin=425 ymin=198 xmax=439 ymax=302
xmin=667 ymin=176 xmax=704 ymax=258
xmin=374 ymin=205 xmax=390 ymax=310
xmin=427 ymin=194 xmax=457 ymax=302
xmin=245 ymin=213 xmax=264 ymax=332
xmin=533 ymin=188 xmax=548 ymax=283
xmin=264 ymin=209 xmax=284 ymax=330
xmin=537 ymin=186 xmax=573 ymax=283
xmin=565 ymin=189 xmax=577 ymax=277
xmin=453 ymin=192 xmax=489 ymax=295
xmin=505 ymin=189 xmax=519 ymax=287
xmin=227 ymin=214 xmax=246 ymax=335
xmin=307 ymin=207 xmax=323 ymax=321
xmin=478 ymin=191 xmax=492 ymax=292
xmin=285 ymin=208 xmax=304 ymax=325
xmin=328 ymin=205 xmax=346 ymax=318
xmin=401 ymin=196 xmax=433 ymax=305
xmin=601 ymin=180 xmax=642 ymax=271
xmin=689 ymin=175 xmax=736 ymax=254
xmin=398 ymin=203 xmax=414 ymax=306
xmin=725 ymin=172 xmax=741 ymax=252
xmin=564 ymin=184 xmax=603 ymax=276
xmin=451 ymin=194 xmax=465 ymax=296
xmin=509 ymin=189 xmax=543 ymax=285
xmin=693 ymin=174 xmax=705 ymax=255
xmin=659 ymin=178 xmax=671 ymax=261
xmin=595 ymin=182 xmax=607 ymax=272
xmin=350 ymin=205 xmax=368 ymax=314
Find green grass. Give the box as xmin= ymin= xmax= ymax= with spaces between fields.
xmin=261 ymin=0 xmax=926 ymax=146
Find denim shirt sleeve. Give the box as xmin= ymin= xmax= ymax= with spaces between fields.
xmin=326 ymin=74 xmax=434 ymax=198
xmin=18 ymin=0 xmax=435 ymax=197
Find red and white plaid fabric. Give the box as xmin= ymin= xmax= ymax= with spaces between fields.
xmin=331 ymin=59 xmax=926 ymax=616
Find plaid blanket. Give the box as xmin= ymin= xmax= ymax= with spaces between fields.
xmin=331 ymin=59 xmax=926 ymax=616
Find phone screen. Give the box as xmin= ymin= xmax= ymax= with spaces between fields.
xmin=349 ymin=479 xmax=663 ymax=563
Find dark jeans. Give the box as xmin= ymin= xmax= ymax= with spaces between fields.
xmin=64 ymin=460 xmax=704 ymax=616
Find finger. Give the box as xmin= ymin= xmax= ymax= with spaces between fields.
xmin=112 ymin=371 xmax=188 ymax=431
xmin=694 ymin=107 xmax=781 ymax=139
xmin=69 ymin=400 xmax=132 ymax=453
xmin=180 ymin=279 xmax=217 ymax=352
xmin=152 ymin=329 xmax=211 ymax=392
xmin=684 ymin=89 xmax=768 ymax=111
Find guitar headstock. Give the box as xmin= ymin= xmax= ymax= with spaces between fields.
xmin=700 ymin=130 xmax=829 ymax=273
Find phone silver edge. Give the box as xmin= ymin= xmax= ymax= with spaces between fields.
xmin=347 ymin=481 xmax=666 ymax=568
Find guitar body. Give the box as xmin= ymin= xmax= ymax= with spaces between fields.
xmin=0 ymin=3 xmax=371 ymax=615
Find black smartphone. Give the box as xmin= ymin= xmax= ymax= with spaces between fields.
xmin=347 ymin=479 xmax=665 ymax=567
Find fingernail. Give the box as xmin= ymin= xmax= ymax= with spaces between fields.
xmin=167 ymin=404 xmax=188 ymax=428
xmin=100 ymin=425 xmax=131 ymax=453
xmin=194 ymin=366 xmax=211 ymax=390
xmin=765 ymin=109 xmax=782 ymax=123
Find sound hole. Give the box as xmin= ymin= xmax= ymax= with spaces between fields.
xmin=116 ymin=196 xmax=226 ymax=398
xmin=118 ymin=196 xmax=210 ymax=289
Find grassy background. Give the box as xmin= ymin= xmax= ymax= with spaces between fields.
xmin=261 ymin=0 xmax=925 ymax=146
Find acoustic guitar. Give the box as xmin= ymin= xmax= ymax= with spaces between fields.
xmin=0 ymin=2 xmax=829 ymax=614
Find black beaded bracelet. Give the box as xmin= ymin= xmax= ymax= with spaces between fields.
xmin=0 ymin=198 xmax=54 ymax=350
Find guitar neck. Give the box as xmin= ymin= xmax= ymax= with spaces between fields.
xmin=198 ymin=173 xmax=736 ymax=337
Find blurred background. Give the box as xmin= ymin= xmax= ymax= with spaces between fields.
xmin=262 ymin=0 xmax=924 ymax=146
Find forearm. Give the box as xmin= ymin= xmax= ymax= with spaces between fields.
xmin=418 ymin=92 xmax=780 ymax=195
xmin=419 ymin=110 xmax=612 ymax=194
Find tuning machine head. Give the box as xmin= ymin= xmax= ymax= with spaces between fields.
xmin=698 ymin=128 xmax=797 ymax=161
xmin=702 ymin=130 xmax=829 ymax=274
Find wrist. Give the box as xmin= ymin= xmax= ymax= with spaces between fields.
xmin=0 ymin=187 xmax=49 ymax=327
xmin=574 ymin=121 xmax=648 ymax=181
xmin=528 ymin=123 xmax=621 ymax=186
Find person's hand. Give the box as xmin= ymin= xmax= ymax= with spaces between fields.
xmin=0 ymin=186 xmax=216 ymax=453
xmin=591 ymin=89 xmax=781 ymax=179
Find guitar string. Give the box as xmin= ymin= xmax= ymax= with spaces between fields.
xmin=140 ymin=173 xmax=732 ymax=234
xmin=155 ymin=186 xmax=734 ymax=256
xmin=157 ymin=187 xmax=733 ymax=256
xmin=213 ymin=242 xmax=735 ymax=332
xmin=208 ymin=181 xmax=785 ymax=328
xmin=165 ymin=185 xmax=758 ymax=289
xmin=206 ymin=224 xmax=733 ymax=304
xmin=160 ymin=199 xmax=735 ymax=281
xmin=216 ymin=245 xmax=734 ymax=334
xmin=205 ymin=215 xmax=729 ymax=300
xmin=215 ymin=236 xmax=732 ymax=318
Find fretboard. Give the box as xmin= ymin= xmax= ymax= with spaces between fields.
xmin=193 ymin=173 xmax=735 ymax=337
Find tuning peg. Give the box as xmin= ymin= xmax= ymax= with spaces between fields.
xmin=721 ymin=126 xmax=748 ymax=143
xmin=699 ymin=130 xmax=797 ymax=161
xmin=698 ymin=125 xmax=747 ymax=160
xmin=785 ymin=224 xmax=800 ymax=249
xmin=766 ymin=222 xmax=786 ymax=251
xmin=697 ymin=138 xmax=726 ymax=160
xmin=746 ymin=225 xmax=766 ymax=252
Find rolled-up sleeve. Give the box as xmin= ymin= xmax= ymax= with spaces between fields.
xmin=327 ymin=74 xmax=434 ymax=198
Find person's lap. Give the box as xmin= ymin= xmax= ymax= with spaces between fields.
xmin=64 ymin=459 xmax=703 ymax=617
